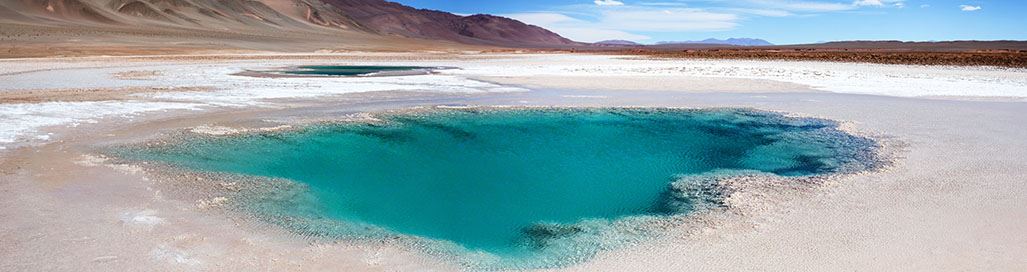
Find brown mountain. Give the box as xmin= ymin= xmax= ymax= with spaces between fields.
xmin=0 ymin=0 xmax=579 ymax=56
xmin=317 ymin=0 xmax=575 ymax=46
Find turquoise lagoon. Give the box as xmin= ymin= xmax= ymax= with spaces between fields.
xmin=279 ymin=65 xmax=430 ymax=76
xmin=122 ymin=108 xmax=877 ymax=269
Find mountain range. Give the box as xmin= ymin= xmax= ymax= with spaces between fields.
xmin=594 ymin=38 xmax=774 ymax=47
xmin=5 ymin=2 xmax=1017 ymax=57
xmin=657 ymin=38 xmax=774 ymax=46
xmin=0 ymin=0 xmax=578 ymax=51
xmin=594 ymin=40 xmax=642 ymax=46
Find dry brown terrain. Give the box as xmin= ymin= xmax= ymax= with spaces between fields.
xmin=581 ymin=41 xmax=1027 ymax=68
xmin=0 ymin=20 xmax=484 ymax=58
xmin=629 ymin=49 xmax=1027 ymax=68
xmin=0 ymin=0 xmax=581 ymax=59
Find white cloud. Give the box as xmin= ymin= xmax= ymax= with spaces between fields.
xmin=852 ymin=0 xmax=906 ymax=8
xmin=853 ymin=0 xmax=884 ymax=6
xmin=595 ymin=0 xmax=625 ymax=6
xmin=506 ymin=0 xmax=909 ymax=42
xmin=599 ymin=8 xmax=738 ymax=32
xmin=505 ymin=12 xmax=648 ymax=42
xmin=745 ymin=0 xmax=906 ymax=11
xmin=746 ymin=0 xmax=854 ymax=12
xmin=729 ymin=8 xmax=795 ymax=17
xmin=505 ymin=5 xmax=739 ymax=42
xmin=960 ymin=5 xmax=981 ymax=11
xmin=505 ymin=12 xmax=581 ymax=26
xmin=548 ymin=27 xmax=650 ymax=41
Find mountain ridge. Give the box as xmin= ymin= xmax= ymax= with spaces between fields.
xmin=0 ymin=0 xmax=579 ymax=49
xmin=594 ymin=40 xmax=641 ymax=46
xmin=657 ymin=38 xmax=773 ymax=46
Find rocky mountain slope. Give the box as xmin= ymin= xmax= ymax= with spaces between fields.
xmin=0 ymin=0 xmax=578 ymax=52
xmin=317 ymin=0 xmax=574 ymax=46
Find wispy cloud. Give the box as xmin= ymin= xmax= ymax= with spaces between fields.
xmin=960 ymin=5 xmax=982 ymax=11
xmin=507 ymin=8 xmax=738 ymax=42
xmin=853 ymin=0 xmax=884 ymax=6
xmin=743 ymin=0 xmax=852 ymax=12
xmin=508 ymin=0 xmax=910 ymax=42
xmin=594 ymin=0 xmax=625 ymax=6
xmin=505 ymin=12 xmax=650 ymax=41
xmin=599 ymin=8 xmax=738 ymax=32
xmin=727 ymin=8 xmax=794 ymax=17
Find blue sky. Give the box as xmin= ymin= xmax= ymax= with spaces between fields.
xmin=392 ymin=0 xmax=1027 ymax=44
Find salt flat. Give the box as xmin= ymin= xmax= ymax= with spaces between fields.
xmin=0 ymin=53 xmax=1025 ymax=271
xmin=2 ymin=54 xmax=1025 ymax=149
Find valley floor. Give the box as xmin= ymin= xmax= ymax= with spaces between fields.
xmin=1 ymin=53 xmax=1025 ymax=271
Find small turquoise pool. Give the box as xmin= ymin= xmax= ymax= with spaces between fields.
xmin=120 ymin=108 xmax=877 ymax=269
xmin=278 ymin=65 xmax=430 ymax=76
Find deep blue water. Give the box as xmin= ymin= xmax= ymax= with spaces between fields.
xmin=121 ymin=108 xmax=876 ymax=269
xmin=279 ymin=65 xmax=428 ymax=76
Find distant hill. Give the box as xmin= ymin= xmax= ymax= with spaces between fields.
xmin=594 ymin=40 xmax=642 ymax=46
xmin=658 ymin=38 xmax=773 ymax=46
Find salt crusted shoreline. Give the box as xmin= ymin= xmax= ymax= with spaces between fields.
xmin=1 ymin=53 xmax=1025 ymax=271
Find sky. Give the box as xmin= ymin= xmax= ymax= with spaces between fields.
xmin=391 ymin=0 xmax=1027 ymax=44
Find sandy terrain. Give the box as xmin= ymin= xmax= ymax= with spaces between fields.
xmin=630 ymin=50 xmax=1027 ymax=68
xmin=0 ymin=18 xmax=486 ymax=59
xmin=588 ymin=41 xmax=1027 ymax=68
xmin=1 ymin=53 xmax=1025 ymax=271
